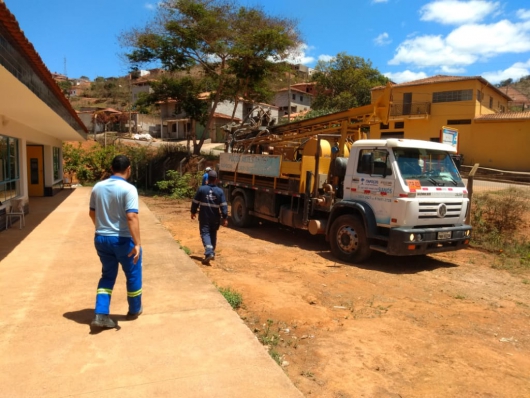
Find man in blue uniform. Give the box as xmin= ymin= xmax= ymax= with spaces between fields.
xmin=202 ymin=167 xmax=212 ymax=185
xmin=191 ymin=170 xmax=228 ymax=265
xmin=89 ymin=155 xmax=143 ymax=329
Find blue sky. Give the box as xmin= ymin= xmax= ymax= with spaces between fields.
xmin=4 ymin=0 xmax=530 ymax=84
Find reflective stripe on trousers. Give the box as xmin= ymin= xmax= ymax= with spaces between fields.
xmin=94 ymin=235 xmax=142 ymax=315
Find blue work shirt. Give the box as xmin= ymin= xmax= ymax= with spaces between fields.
xmin=89 ymin=175 xmax=139 ymax=237
xmin=191 ymin=184 xmax=228 ymax=222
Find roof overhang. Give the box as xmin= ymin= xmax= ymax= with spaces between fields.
xmin=0 ymin=64 xmax=86 ymax=141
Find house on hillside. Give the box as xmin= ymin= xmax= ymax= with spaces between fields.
xmin=158 ymin=95 xmax=279 ymax=143
xmin=370 ymin=75 xmax=530 ymax=171
xmin=274 ymin=85 xmax=313 ymax=118
xmin=0 ymin=2 xmax=87 ymax=229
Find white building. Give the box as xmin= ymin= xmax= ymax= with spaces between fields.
xmin=0 ymin=2 xmax=87 ymax=228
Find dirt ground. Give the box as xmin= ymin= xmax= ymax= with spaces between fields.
xmin=142 ymin=196 xmax=530 ymax=398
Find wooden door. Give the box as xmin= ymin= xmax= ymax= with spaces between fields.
xmin=27 ymin=145 xmax=44 ymax=197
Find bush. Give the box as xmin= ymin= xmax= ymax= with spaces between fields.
xmin=471 ymin=188 xmax=530 ymax=263
xmin=155 ymin=169 xmax=202 ymax=199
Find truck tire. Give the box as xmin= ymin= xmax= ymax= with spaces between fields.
xmin=329 ymin=214 xmax=371 ymax=263
xmin=231 ymin=195 xmax=254 ymax=227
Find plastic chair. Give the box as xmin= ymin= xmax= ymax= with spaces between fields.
xmin=6 ymin=198 xmax=25 ymax=230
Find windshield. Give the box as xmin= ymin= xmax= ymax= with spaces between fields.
xmin=393 ymin=147 xmax=465 ymax=187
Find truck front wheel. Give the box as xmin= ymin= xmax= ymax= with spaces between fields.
xmin=329 ymin=215 xmax=371 ymax=263
xmin=231 ymin=195 xmax=254 ymax=227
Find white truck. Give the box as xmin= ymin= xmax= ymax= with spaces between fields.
xmin=218 ymin=85 xmax=472 ymax=262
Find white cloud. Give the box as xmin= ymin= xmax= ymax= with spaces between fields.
xmin=420 ymin=0 xmax=500 ymax=25
xmin=145 ymin=3 xmax=156 ymax=10
xmin=438 ymin=65 xmax=466 ymax=74
xmin=374 ymin=32 xmax=392 ymax=46
xmin=517 ymin=9 xmax=530 ymax=20
xmin=318 ymin=54 xmax=333 ymax=62
xmin=372 ymin=0 xmax=389 ymax=3
xmin=284 ymin=44 xmax=315 ymax=65
xmin=389 ymin=19 xmax=530 ymax=70
xmin=384 ymin=70 xmax=428 ymax=83
xmin=481 ymin=59 xmax=530 ymax=84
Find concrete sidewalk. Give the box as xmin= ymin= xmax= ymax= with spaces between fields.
xmin=0 ymin=188 xmax=303 ymax=398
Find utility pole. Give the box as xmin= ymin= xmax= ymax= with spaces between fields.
xmin=128 ymin=73 xmax=132 ymax=136
xmin=287 ymin=64 xmax=291 ymax=121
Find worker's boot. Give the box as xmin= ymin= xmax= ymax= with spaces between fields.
xmin=91 ymin=314 xmax=117 ymax=328
xmin=126 ymin=306 xmax=143 ymax=321
xmin=202 ymin=254 xmax=215 ymax=265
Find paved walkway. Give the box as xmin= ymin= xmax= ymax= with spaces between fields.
xmin=0 ymin=188 xmax=303 ymax=398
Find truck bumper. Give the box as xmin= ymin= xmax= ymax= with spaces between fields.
xmin=382 ymin=225 xmax=472 ymax=256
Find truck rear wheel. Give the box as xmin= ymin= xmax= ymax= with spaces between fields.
xmin=329 ymin=214 xmax=371 ymax=263
xmin=231 ymin=195 xmax=254 ymax=227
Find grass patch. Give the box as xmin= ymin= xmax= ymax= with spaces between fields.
xmin=471 ymin=188 xmax=530 ymax=271
xmin=218 ymin=287 xmax=243 ymax=309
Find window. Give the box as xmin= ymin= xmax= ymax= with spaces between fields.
xmin=292 ymin=94 xmax=296 ymax=100
xmin=300 ymin=95 xmax=303 ymax=101
xmin=0 ymin=135 xmax=20 ymax=202
xmin=447 ymin=119 xmax=471 ymax=125
xmin=476 ymin=90 xmax=483 ymax=101
xmin=380 ymin=123 xmax=389 ymax=130
xmin=432 ymin=89 xmax=472 ymax=103
xmin=489 ymin=96 xmax=493 ymax=109
xmin=53 ymin=147 xmax=61 ymax=180
xmin=357 ymin=149 xmax=392 ymax=176
xmin=381 ymin=132 xmax=404 ymax=139
xmin=394 ymin=121 xmax=404 ymax=129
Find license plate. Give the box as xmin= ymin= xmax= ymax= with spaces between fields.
xmin=437 ymin=231 xmax=452 ymax=240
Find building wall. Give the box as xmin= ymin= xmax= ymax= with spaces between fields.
xmin=370 ymin=79 xmax=527 ymax=171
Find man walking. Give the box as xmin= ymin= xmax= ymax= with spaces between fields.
xmin=191 ymin=170 xmax=228 ymax=265
xmin=89 ymin=155 xmax=143 ymax=328
xmin=202 ymin=167 xmax=212 ymax=185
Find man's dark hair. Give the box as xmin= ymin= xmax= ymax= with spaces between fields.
xmin=111 ymin=155 xmax=131 ymax=173
xmin=207 ymin=170 xmax=217 ymax=182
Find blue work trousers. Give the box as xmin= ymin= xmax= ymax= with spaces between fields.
xmin=199 ymin=219 xmax=220 ymax=256
xmin=94 ymin=235 xmax=142 ymax=315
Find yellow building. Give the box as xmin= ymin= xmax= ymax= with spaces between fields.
xmin=371 ymin=75 xmax=530 ymax=171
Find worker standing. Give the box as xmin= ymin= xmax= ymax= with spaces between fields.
xmin=191 ymin=170 xmax=228 ymax=265
xmin=89 ymin=155 xmax=143 ymax=329
xmin=202 ymin=166 xmax=212 ymax=185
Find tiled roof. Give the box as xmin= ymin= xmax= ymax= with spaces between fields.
xmin=213 ymin=112 xmax=241 ymax=121
xmin=276 ymin=87 xmax=313 ymax=95
xmin=475 ymin=111 xmax=530 ymax=121
xmin=0 ymin=2 xmax=87 ymax=133
xmin=373 ymin=75 xmax=512 ymax=101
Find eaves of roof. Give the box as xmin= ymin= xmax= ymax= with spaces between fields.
xmin=0 ymin=2 xmax=88 ymax=133
xmin=276 ymin=87 xmax=314 ymax=95
xmin=372 ymin=75 xmax=512 ymax=102
xmin=474 ymin=111 xmax=530 ymax=122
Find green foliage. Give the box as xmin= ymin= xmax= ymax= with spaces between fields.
xmin=310 ymin=52 xmax=389 ymax=111
xmin=218 ymin=287 xmax=243 ymax=309
xmin=122 ymin=0 xmax=300 ymax=154
xmin=84 ymin=76 xmax=131 ymax=106
xmin=155 ymin=169 xmax=202 ymax=199
xmin=62 ymin=142 xmax=155 ymax=184
xmin=471 ymin=188 xmax=530 ymax=269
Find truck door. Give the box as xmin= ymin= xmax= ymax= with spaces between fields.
xmin=348 ymin=148 xmax=394 ymax=225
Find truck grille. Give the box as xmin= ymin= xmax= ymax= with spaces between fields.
xmin=418 ymin=201 xmax=463 ymax=219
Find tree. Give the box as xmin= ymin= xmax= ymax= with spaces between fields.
xmin=57 ymin=80 xmax=73 ymax=98
xmin=498 ymin=78 xmax=513 ymax=87
xmin=122 ymin=0 xmax=300 ymax=155
xmin=310 ymin=53 xmax=389 ymax=112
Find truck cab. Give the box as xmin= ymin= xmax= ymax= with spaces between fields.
xmin=326 ymin=139 xmax=471 ymax=261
